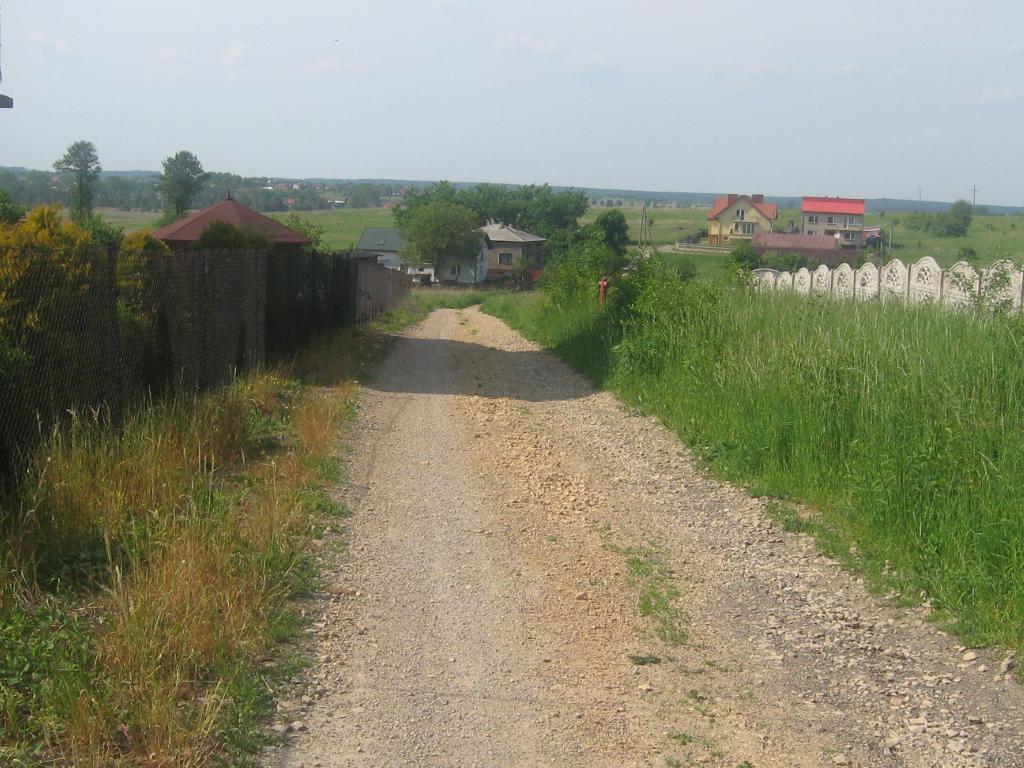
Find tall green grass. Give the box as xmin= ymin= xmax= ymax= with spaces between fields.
xmin=483 ymin=262 xmax=1024 ymax=652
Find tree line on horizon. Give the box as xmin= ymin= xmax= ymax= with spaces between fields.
xmin=0 ymin=145 xmax=406 ymax=217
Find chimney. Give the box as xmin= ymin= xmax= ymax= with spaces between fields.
xmin=752 ymin=194 xmax=764 ymax=203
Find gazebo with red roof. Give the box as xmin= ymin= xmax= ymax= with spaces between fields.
xmin=151 ymin=197 xmax=312 ymax=249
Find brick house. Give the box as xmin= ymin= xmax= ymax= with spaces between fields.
xmin=480 ymin=222 xmax=546 ymax=282
xmin=801 ymin=197 xmax=865 ymax=249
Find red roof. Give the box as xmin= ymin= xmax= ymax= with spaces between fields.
xmin=708 ymin=194 xmax=778 ymax=222
xmin=151 ymin=198 xmax=312 ymax=245
xmin=801 ymin=196 xmax=865 ymax=215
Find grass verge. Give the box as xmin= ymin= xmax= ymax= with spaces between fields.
xmin=0 ymin=291 xmax=470 ymax=765
xmin=483 ymin=262 xmax=1024 ymax=655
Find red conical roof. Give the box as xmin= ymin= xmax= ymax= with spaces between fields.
xmin=151 ymin=198 xmax=312 ymax=245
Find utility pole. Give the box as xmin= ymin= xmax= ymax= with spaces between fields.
xmin=0 ymin=7 xmax=12 ymax=109
xmin=916 ymin=185 xmax=923 ymax=203
xmin=971 ymin=185 xmax=979 ymax=209
xmin=637 ymin=205 xmax=653 ymax=259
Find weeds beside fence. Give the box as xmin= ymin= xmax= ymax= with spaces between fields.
xmin=483 ymin=258 xmax=1024 ymax=654
xmin=0 ymin=207 xmax=410 ymax=485
xmin=0 ymin=273 xmax=492 ymax=764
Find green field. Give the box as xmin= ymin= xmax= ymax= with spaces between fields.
xmin=864 ymin=211 xmax=1024 ymax=267
xmin=581 ymin=204 xmax=710 ymax=246
xmin=94 ymin=208 xmax=161 ymax=231
xmin=268 ymin=207 xmax=397 ymax=250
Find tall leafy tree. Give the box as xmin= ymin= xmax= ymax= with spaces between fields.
xmin=399 ymin=200 xmax=481 ymax=276
xmin=0 ymin=188 xmax=26 ymax=225
xmin=946 ymin=199 xmax=973 ymax=237
xmin=54 ymin=140 xmax=101 ymax=221
xmin=592 ymin=209 xmax=631 ymax=255
xmin=159 ymin=150 xmax=210 ymax=220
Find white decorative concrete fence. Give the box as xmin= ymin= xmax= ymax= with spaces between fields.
xmin=752 ymin=257 xmax=1024 ymax=311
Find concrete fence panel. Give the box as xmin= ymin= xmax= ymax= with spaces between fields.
xmin=880 ymin=259 xmax=909 ymax=301
xmin=908 ymin=256 xmax=942 ymax=304
xmin=752 ymin=269 xmax=779 ymax=290
xmin=812 ymin=264 xmax=832 ymax=294
xmin=855 ymin=262 xmax=879 ymax=300
xmin=794 ymin=267 xmax=811 ymax=295
xmin=982 ymin=259 xmax=1024 ymax=312
xmin=942 ymin=262 xmax=980 ymax=308
xmin=833 ymin=263 xmax=855 ymax=298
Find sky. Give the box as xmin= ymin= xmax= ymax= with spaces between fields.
xmin=2 ymin=0 xmax=1023 ymax=205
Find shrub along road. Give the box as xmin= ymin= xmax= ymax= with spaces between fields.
xmin=268 ymin=307 xmax=1023 ymax=768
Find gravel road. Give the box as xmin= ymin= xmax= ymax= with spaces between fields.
xmin=268 ymin=306 xmax=1024 ymax=768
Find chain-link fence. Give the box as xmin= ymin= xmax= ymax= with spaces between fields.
xmin=0 ymin=244 xmax=410 ymax=483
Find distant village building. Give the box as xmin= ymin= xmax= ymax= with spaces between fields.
xmin=355 ymin=227 xmax=405 ymax=269
xmin=801 ymin=197 xmax=865 ymax=249
xmin=354 ymin=226 xmax=434 ymax=283
xmin=479 ymin=222 xmax=546 ymax=283
xmin=706 ymin=194 xmax=778 ymax=245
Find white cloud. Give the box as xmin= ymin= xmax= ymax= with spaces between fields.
xmin=305 ymin=56 xmax=369 ymax=76
xmin=29 ymin=27 xmax=72 ymax=55
xmin=157 ymin=48 xmax=193 ymax=65
xmin=979 ymin=86 xmax=1024 ymax=104
xmin=429 ymin=0 xmax=475 ymax=11
xmin=738 ymin=62 xmax=792 ymax=78
xmin=222 ymin=42 xmax=252 ymax=68
xmin=496 ymin=34 xmax=564 ymax=57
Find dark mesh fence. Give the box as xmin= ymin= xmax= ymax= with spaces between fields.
xmin=0 ymin=244 xmax=410 ymax=482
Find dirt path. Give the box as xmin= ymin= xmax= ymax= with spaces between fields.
xmin=268 ymin=307 xmax=1024 ymax=768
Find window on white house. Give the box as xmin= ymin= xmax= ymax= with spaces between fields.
xmin=450 ymin=264 xmax=460 ymax=277
xmin=843 ymin=232 xmax=855 ymax=240
xmin=808 ymin=215 xmax=819 ymax=224
xmin=827 ymin=216 xmax=835 ymax=224
xmin=737 ymin=208 xmax=745 ymax=220
xmin=807 ymin=230 xmax=816 ymax=235
xmin=498 ymin=252 xmax=513 ymax=265
xmin=741 ymin=222 xmax=755 ymax=235
xmin=847 ymin=216 xmax=858 ymax=226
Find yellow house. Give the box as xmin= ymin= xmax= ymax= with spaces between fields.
xmin=707 ymin=194 xmax=778 ymax=245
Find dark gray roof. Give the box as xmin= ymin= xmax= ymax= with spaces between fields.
xmin=356 ymin=226 xmax=405 ymax=253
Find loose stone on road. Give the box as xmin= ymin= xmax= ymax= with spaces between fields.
xmin=268 ymin=306 xmax=1024 ymax=768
